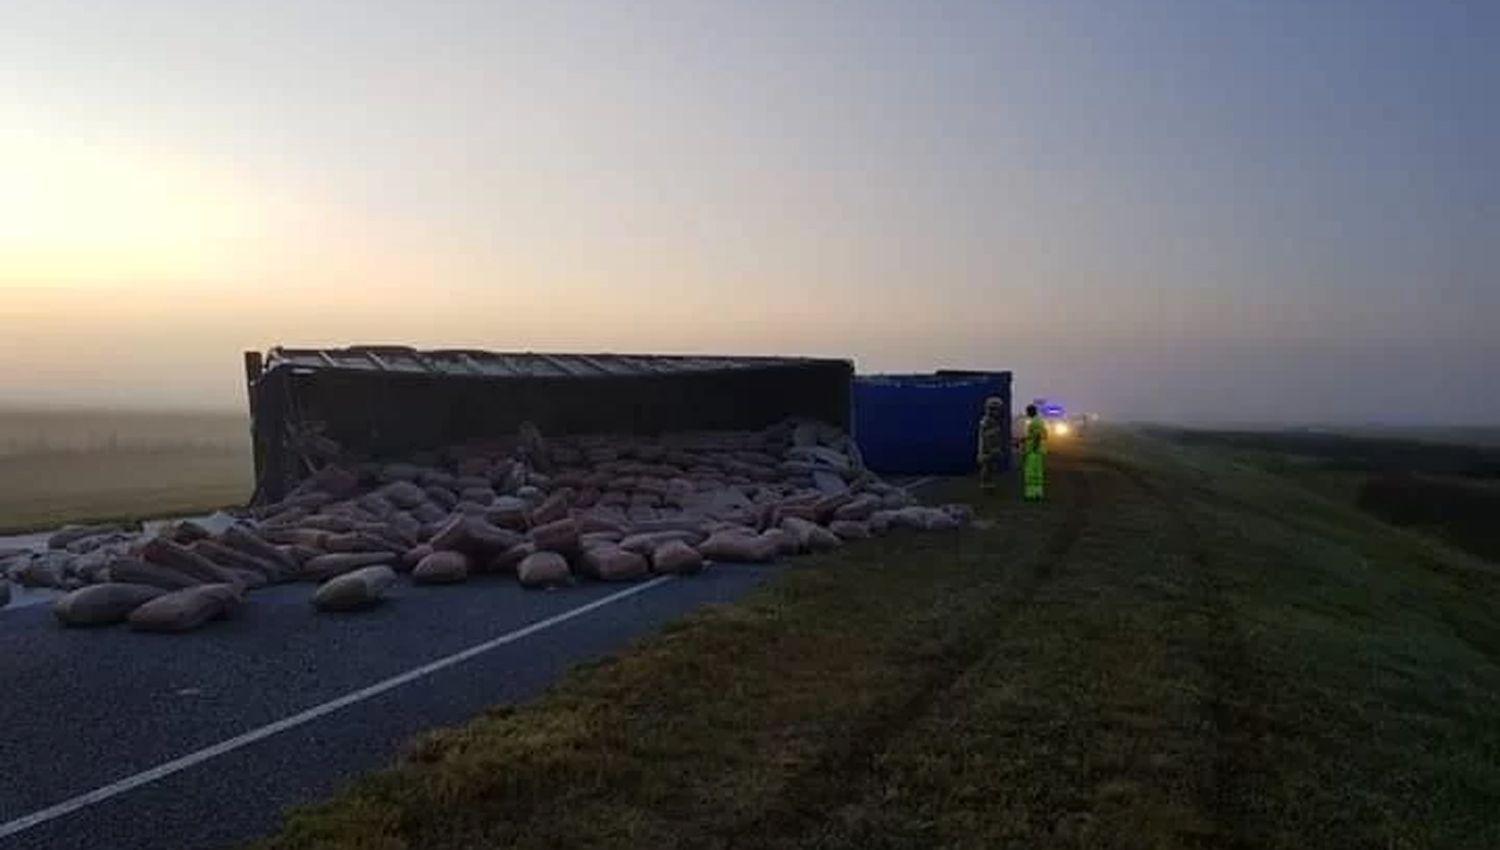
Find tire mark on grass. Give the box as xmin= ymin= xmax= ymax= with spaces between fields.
xmin=722 ymin=461 xmax=1096 ymax=847
xmin=1098 ymin=455 xmax=1268 ymax=850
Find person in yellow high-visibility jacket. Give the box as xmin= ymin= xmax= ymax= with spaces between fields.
xmin=1021 ymin=404 xmax=1047 ymax=501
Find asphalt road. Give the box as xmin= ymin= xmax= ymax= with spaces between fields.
xmin=0 ymin=564 xmax=781 ymax=849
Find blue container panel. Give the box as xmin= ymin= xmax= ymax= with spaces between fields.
xmin=854 ymin=374 xmax=1010 ymax=475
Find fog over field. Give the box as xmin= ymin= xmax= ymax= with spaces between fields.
xmin=2 ymin=1 xmax=1496 ymax=424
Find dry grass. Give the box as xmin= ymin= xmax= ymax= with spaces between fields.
xmin=0 ymin=407 xmax=251 ymax=532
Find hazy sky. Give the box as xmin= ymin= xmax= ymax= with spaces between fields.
xmin=2 ymin=0 xmax=1496 ymax=423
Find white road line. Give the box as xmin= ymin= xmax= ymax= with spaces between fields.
xmin=0 ymin=575 xmax=675 ymax=840
xmin=904 ymin=476 xmax=937 ymax=491
xmin=1 ymin=588 xmax=63 ymax=613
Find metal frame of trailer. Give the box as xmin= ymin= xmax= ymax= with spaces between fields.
xmin=243 ymin=345 xmax=853 ymax=504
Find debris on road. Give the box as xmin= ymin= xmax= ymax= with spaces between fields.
xmin=54 ymin=583 xmax=167 ymax=626
xmin=127 ymin=584 xmax=244 ymax=633
xmin=312 ymin=566 xmax=397 ymax=612
xmin=2 ymin=420 xmax=972 ymax=631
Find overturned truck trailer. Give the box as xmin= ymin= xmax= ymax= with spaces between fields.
xmin=244 ymin=346 xmax=853 ymax=504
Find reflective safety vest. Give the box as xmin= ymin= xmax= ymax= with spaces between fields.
xmin=1025 ymin=417 xmax=1048 ymax=455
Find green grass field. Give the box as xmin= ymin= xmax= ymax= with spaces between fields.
xmin=253 ymin=428 xmax=1500 ymax=850
xmin=0 ymin=407 xmax=252 ymax=532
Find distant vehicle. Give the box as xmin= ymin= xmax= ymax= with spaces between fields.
xmin=1025 ymin=398 xmax=1076 ymax=438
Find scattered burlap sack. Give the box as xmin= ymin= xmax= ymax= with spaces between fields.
xmin=313 ymin=566 xmax=397 ymax=612
xmin=303 ymin=552 xmax=396 ymax=582
xmin=382 ymin=481 xmax=427 ymax=510
xmin=578 ymin=546 xmax=649 ymax=581
xmin=760 ymin=528 xmax=799 ymax=557
xmin=191 ymin=541 xmax=283 ymax=582
xmin=430 ymin=516 xmax=523 ymax=557
xmin=530 ymin=518 xmax=580 ymax=554
xmin=141 ymin=538 xmax=243 ymax=585
xmin=780 ymin=517 xmax=842 ymax=552
xmin=489 ymin=541 xmax=536 ymax=574
xmin=299 ymin=514 xmax=352 ymax=533
xmin=920 ymin=508 xmax=960 ymax=531
xmin=71 ymin=550 xmax=115 ymax=584
xmin=828 ymin=520 xmax=872 ymax=540
xmin=651 ymin=540 xmax=703 ymax=575
xmin=423 ymin=486 xmax=458 ymax=510
xmin=529 ymin=493 xmax=570 ymax=526
xmin=48 ymin=524 xmax=122 ymax=551
xmin=580 ymin=532 xmax=623 ymax=551
xmin=882 ymin=507 xmax=944 ymax=531
xmin=486 ymin=496 xmax=530 ymax=530
xmin=356 ymin=493 xmax=397 ymax=519
xmin=413 ymin=551 xmax=470 ymax=584
xmin=881 ymin=491 xmax=913 ymax=509
xmin=279 ymin=545 xmax=322 ymax=567
xmin=460 ymin=487 xmax=497 ymax=506
xmin=400 ymin=543 xmax=434 ymax=572
xmin=698 ymin=531 xmax=778 ymax=563
xmin=390 ymin=512 xmax=423 ymax=542
xmin=106 ymin=557 xmax=200 ymax=590
xmin=618 ymin=530 xmax=698 ymax=557
xmin=574 ymin=513 xmax=627 ymax=537
xmin=940 ymin=503 xmax=975 ymax=526
xmin=259 ymin=527 xmax=335 ymax=550
xmin=832 ymin=495 xmax=881 ymax=522
xmin=128 ymin=584 xmax=242 ymax=633
xmin=517 ymin=551 xmax=571 ymax=587
xmin=325 ymin=531 xmax=403 ymax=555
xmin=54 ymin=583 xmax=166 ymax=626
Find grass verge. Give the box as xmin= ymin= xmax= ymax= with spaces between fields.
xmin=0 ymin=447 xmax=250 ymax=533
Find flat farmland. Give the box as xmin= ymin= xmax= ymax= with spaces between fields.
xmin=0 ymin=408 xmax=252 ymax=532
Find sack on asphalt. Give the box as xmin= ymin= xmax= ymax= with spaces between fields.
xmin=105 ymin=557 xmax=200 ymax=590
xmin=530 ymin=518 xmax=581 ymax=553
xmin=141 ymin=538 xmax=240 ymax=585
xmin=698 ymin=530 xmax=778 ymax=563
xmin=760 ymin=528 xmax=799 ymax=556
xmin=578 ymin=545 xmax=649 ymax=581
xmin=400 ymin=543 xmax=434 ymax=572
xmin=517 ymin=551 xmax=571 ymax=587
xmin=619 ymin=530 xmax=699 ymax=557
xmin=529 ymin=493 xmax=570 ymax=526
xmin=430 ymin=516 xmax=523 ymax=556
xmin=313 ymin=566 xmax=397 ymax=612
xmin=128 ymin=584 xmax=243 ymax=633
xmin=651 ymin=540 xmax=703 ymax=575
xmin=54 ymin=583 xmax=167 ymax=626
xmin=412 ymin=550 xmax=470 ymax=584
xmin=382 ymin=481 xmax=428 ymax=510
xmin=828 ymin=520 xmax=872 ymax=540
xmin=488 ymin=541 xmax=536 ymax=574
xmin=832 ymin=495 xmax=881 ymax=521
xmin=780 ymin=517 xmax=842 ymax=552
xmin=303 ymin=551 xmax=397 ymax=582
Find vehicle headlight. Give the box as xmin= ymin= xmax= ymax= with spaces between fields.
xmin=1053 ymin=422 xmax=1070 ymax=437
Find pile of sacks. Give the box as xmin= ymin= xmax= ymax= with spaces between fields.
xmin=0 ymin=420 xmax=972 ymax=632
